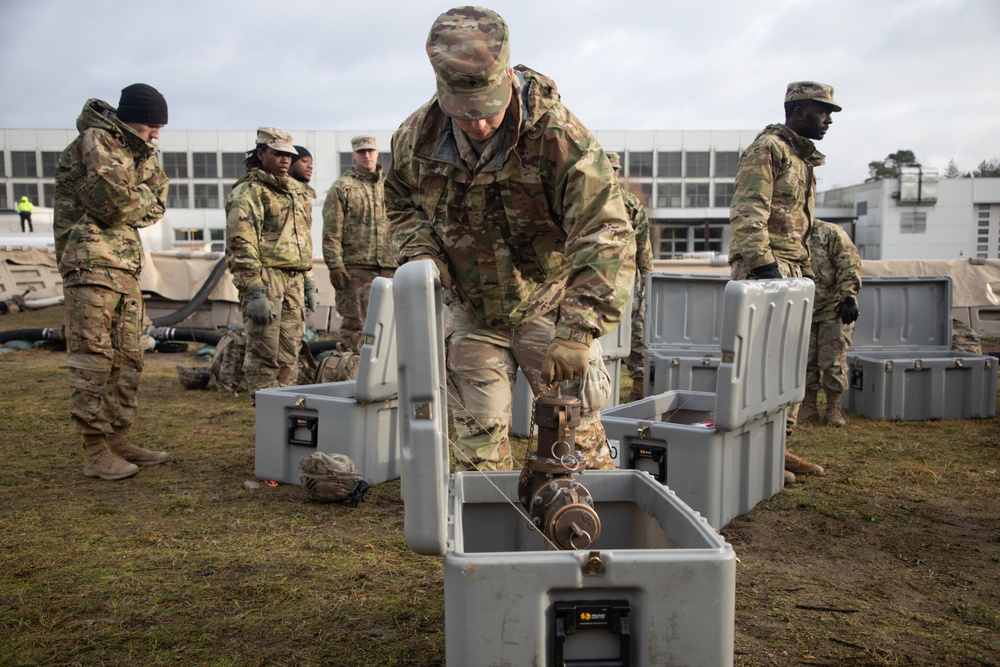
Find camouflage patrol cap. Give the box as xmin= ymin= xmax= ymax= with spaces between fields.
xmin=607 ymin=152 xmax=622 ymax=171
xmin=256 ymin=127 xmax=298 ymax=154
xmin=785 ymin=81 xmax=842 ymax=112
xmin=351 ymin=135 xmax=377 ymax=151
xmin=426 ymin=6 xmax=512 ymax=120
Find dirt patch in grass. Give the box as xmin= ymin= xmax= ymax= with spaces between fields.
xmin=1 ymin=306 xmax=999 ymax=666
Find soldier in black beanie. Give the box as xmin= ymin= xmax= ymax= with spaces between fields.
xmin=289 ymin=145 xmax=313 ymax=184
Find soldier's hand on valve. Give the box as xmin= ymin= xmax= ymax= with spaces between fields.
xmin=541 ymin=338 xmax=591 ymax=384
xmin=330 ymin=268 xmax=351 ymax=290
xmin=246 ymin=288 xmax=275 ymax=324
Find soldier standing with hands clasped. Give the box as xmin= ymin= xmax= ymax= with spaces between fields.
xmin=225 ymin=127 xmax=318 ymax=404
xmin=322 ymin=135 xmax=397 ymax=355
xmin=728 ymin=80 xmax=843 ymax=483
xmin=385 ymin=6 xmax=635 ymax=472
xmin=54 ymin=83 xmax=171 ymax=480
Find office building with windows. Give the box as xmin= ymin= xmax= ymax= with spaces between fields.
xmin=7 ymin=127 xmax=995 ymax=261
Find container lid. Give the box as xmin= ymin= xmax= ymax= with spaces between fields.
xmin=850 ymin=276 xmax=952 ymax=352
xmin=713 ymin=278 xmax=814 ymax=430
xmin=645 ymin=273 xmax=729 ymax=351
xmin=393 ymin=261 xmax=451 ymax=556
xmin=355 ymin=277 xmax=399 ymax=403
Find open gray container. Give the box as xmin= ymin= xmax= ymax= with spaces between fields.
xmin=846 ymin=275 xmax=997 ymax=420
xmin=253 ymin=277 xmax=400 ymax=484
xmin=394 ymin=261 xmax=736 ymax=667
xmin=603 ymin=278 xmax=813 ymax=529
xmin=644 ymin=273 xmax=729 ymax=396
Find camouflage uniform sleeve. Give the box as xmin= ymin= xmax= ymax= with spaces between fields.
xmin=71 ymin=128 xmax=166 ymax=228
xmin=225 ymin=183 xmax=266 ymax=293
xmin=630 ymin=195 xmax=654 ymax=276
xmin=385 ymin=132 xmax=443 ymax=263
xmin=321 ymin=180 xmax=347 ymax=271
xmin=729 ymin=139 xmax=779 ymax=269
xmin=829 ymin=223 xmax=862 ymax=301
xmin=131 ymin=158 xmax=170 ymax=229
xmin=553 ymin=139 xmax=636 ymax=345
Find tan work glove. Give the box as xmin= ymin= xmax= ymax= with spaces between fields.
xmin=330 ymin=268 xmax=351 ymax=290
xmin=541 ymin=338 xmax=591 ymax=384
xmin=410 ymin=254 xmax=453 ymax=290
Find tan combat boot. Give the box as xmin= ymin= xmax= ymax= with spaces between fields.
xmin=784 ymin=470 xmax=797 ymax=486
xmin=825 ymin=392 xmax=846 ymax=427
xmin=83 ymin=434 xmax=139 ymax=480
xmin=796 ymin=389 xmax=820 ymax=424
xmin=785 ymin=450 xmax=825 ymax=477
xmin=108 ymin=426 xmax=170 ymax=466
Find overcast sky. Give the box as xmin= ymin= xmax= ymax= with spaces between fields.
xmin=2 ymin=0 xmax=997 ymax=189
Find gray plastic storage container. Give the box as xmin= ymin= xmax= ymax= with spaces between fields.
xmin=603 ymin=278 xmax=814 ymax=529
xmin=644 ymin=273 xmax=729 ymax=396
xmin=393 ymin=261 xmax=737 ymax=667
xmin=846 ymin=276 xmax=997 ymax=420
xmin=253 ymin=277 xmax=401 ymax=484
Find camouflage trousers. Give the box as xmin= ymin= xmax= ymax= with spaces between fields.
xmin=64 ymin=282 xmax=144 ymax=436
xmin=446 ymin=305 xmax=614 ymax=472
xmin=729 ymin=255 xmax=806 ymax=280
xmin=243 ymin=267 xmax=306 ymax=400
xmin=334 ymin=266 xmax=395 ymax=353
xmin=806 ymin=317 xmax=853 ymax=394
xmin=625 ymin=275 xmax=646 ymax=387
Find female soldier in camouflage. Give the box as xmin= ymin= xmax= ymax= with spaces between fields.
xmin=225 ymin=128 xmax=318 ymax=404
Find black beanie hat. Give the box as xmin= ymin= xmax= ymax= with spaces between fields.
xmin=117 ymin=83 xmax=168 ymax=125
xmin=291 ymin=146 xmax=312 ymax=164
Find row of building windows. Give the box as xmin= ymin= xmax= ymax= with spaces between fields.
xmin=0 ymin=149 xmax=739 ymax=182
xmin=620 ymin=150 xmax=740 ymax=179
xmin=633 ymin=181 xmax=735 ymax=208
xmin=3 ymin=167 xmax=738 ymax=211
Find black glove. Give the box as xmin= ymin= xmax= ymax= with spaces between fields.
xmin=836 ymin=296 xmax=860 ymax=325
xmin=748 ymin=262 xmax=782 ymax=280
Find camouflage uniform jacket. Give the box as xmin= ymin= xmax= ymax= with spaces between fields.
xmin=729 ymin=123 xmax=825 ymax=273
xmin=225 ymin=169 xmax=315 ymax=294
xmin=54 ymin=98 xmax=169 ymax=292
xmin=385 ymin=66 xmax=635 ymax=345
xmin=808 ymin=219 xmax=861 ymax=321
xmin=322 ymin=166 xmax=398 ymax=271
xmin=623 ymin=189 xmax=653 ymax=277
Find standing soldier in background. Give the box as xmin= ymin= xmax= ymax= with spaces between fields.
xmin=728 ymin=80 xmax=842 ymax=481
xmin=226 ymin=127 xmax=318 ymax=404
xmin=54 ymin=83 xmax=171 ymax=480
xmin=17 ymin=195 xmax=34 ymax=232
xmin=322 ymin=135 xmax=397 ymax=355
xmin=796 ymin=219 xmax=861 ymax=428
xmin=386 ymin=6 xmax=635 ymax=472
xmin=288 ymin=145 xmax=313 ymax=184
xmin=608 ymin=152 xmax=654 ymax=403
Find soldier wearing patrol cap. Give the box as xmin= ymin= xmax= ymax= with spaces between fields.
xmin=608 ymin=152 xmax=654 ymax=403
xmin=385 ymin=6 xmax=635 ymax=472
xmin=728 ymin=81 xmax=842 ymax=483
xmin=225 ymin=127 xmax=318 ymax=403
xmin=322 ymin=134 xmax=397 ymax=358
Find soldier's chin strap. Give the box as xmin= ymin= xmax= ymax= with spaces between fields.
xmin=344 ymin=479 xmax=371 ymax=508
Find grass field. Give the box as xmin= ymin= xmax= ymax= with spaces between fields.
xmin=1 ymin=305 xmax=998 ymax=666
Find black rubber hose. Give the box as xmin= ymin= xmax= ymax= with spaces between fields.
xmin=148 ymin=327 xmax=223 ymax=345
xmin=149 ymin=256 xmax=228 ymax=327
xmin=307 ymin=339 xmax=340 ymax=355
xmin=0 ymin=328 xmax=64 ymax=344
